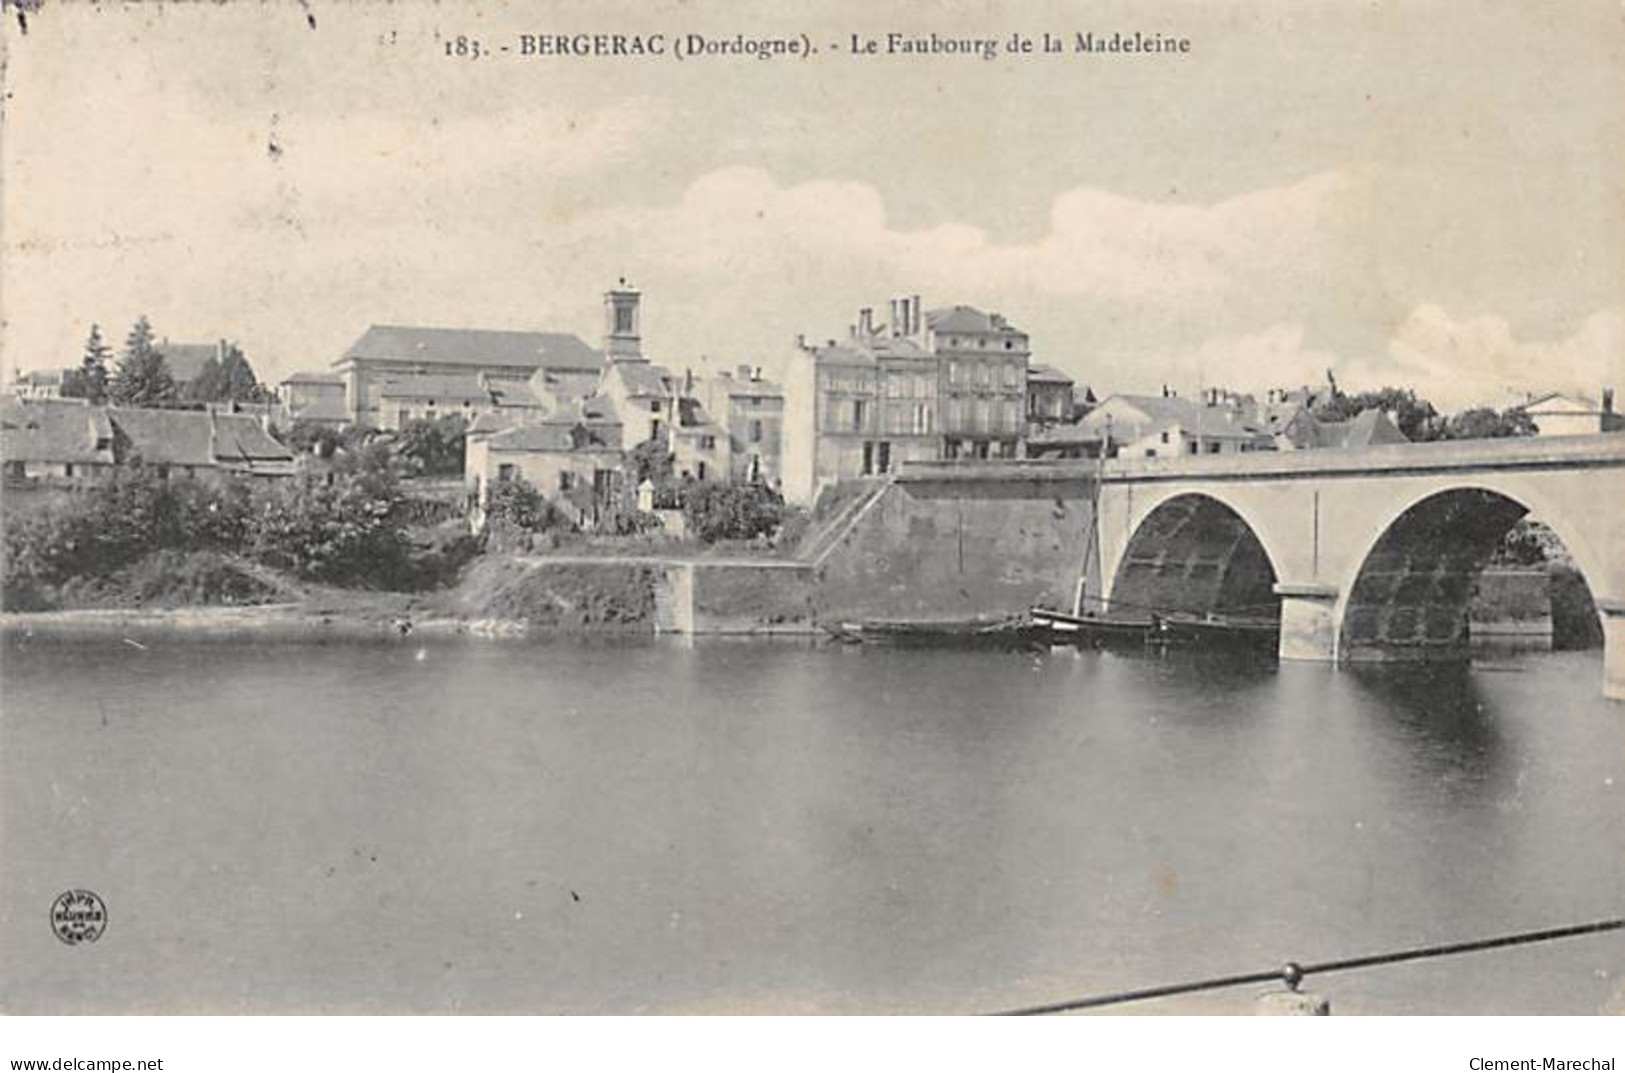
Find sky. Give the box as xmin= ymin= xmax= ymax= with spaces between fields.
xmin=2 ymin=0 xmax=1622 ymax=410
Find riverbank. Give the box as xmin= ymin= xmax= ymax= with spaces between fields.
xmin=1 ymin=552 xmax=822 ymax=640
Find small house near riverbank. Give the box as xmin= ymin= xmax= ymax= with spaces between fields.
xmin=1 ymin=398 xmax=296 ymax=488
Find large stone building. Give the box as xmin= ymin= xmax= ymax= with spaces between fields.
xmin=331 ymin=323 xmax=604 ymax=428
xmin=782 ymin=296 xmax=1033 ymax=504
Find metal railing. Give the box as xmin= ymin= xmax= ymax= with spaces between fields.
xmin=993 ymin=917 xmax=1624 ymax=1015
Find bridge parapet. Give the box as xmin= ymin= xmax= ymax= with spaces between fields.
xmin=1101 ymin=433 xmax=1625 ymax=483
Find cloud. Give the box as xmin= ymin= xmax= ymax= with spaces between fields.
xmin=588 ymin=166 xmax=1362 ymax=307
xmin=1347 ymin=306 xmax=1623 ymax=410
xmin=1154 ymin=308 xmax=1624 ymax=412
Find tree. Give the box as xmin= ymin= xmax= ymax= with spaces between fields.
xmin=1314 ymin=386 xmax=1442 ymax=442
xmin=1438 ymin=406 xmax=1537 ymax=441
xmin=682 ymin=483 xmax=786 ymax=543
xmin=109 ymin=317 xmax=177 ymax=407
xmin=628 ymin=436 xmax=674 ymax=485
xmin=188 ymin=343 xmax=269 ymax=404
xmin=394 ymin=414 xmax=468 ymax=476
xmin=61 ymin=324 xmax=113 ymax=402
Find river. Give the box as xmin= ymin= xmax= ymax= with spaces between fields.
xmin=1 ymin=634 xmax=1620 ymax=1014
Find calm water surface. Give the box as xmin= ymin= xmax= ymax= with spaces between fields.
xmin=2 ymin=634 xmax=1621 ymax=1013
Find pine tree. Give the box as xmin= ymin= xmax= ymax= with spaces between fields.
xmin=80 ymin=324 xmax=112 ymax=403
xmin=109 ymin=316 xmax=177 ymax=407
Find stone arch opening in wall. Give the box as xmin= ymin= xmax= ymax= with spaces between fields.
xmin=1106 ymin=493 xmax=1282 ymax=622
xmin=1337 ymin=486 xmax=1602 ymax=662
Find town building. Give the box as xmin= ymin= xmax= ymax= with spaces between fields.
xmin=276 ymin=371 xmax=350 ymax=427
xmin=1512 ymin=389 xmax=1621 ymax=437
xmin=464 ymin=405 xmax=624 ymax=530
xmin=697 ymin=365 xmax=784 ymax=487
xmin=1 ymin=398 xmax=116 ymax=483
xmin=157 ymin=339 xmax=237 ymax=397
xmin=1077 ymin=392 xmax=1274 ymax=459
xmin=7 ymin=369 xmax=71 ymax=399
xmin=1 ymin=397 xmax=295 ymax=486
xmin=782 ymin=296 xmax=1032 ymax=504
xmin=1026 ymin=364 xmax=1076 ymax=425
xmin=1270 ymin=406 xmax=1410 ymax=450
xmin=331 ymin=323 xmax=604 ymax=427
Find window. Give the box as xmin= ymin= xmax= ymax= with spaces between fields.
xmin=559 ymin=471 xmax=575 ymax=492
xmin=949 ymin=361 xmax=961 ymax=385
xmin=615 ymin=305 xmax=634 ymax=334
xmin=852 ymin=399 xmax=867 ymax=431
xmin=649 ymin=400 xmax=662 ymax=413
xmin=701 ymin=435 xmax=716 ymax=450
xmin=973 ymin=399 xmax=990 ymax=432
xmin=861 ymin=441 xmax=874 ymax=476
xmin=1187 ymin=440 xmax=1199 ymax=455
xmin=1207 ymin=442 xmax=1222 ymax=455
xmin=498 ymin=463 xmax=516 ymax=481
xmin=651 ymin=418 xmax=663 ymax=439
xmin=877 ymin=441 xmax=891 ymax=473
xmin=1003 ymin=363 xmax=1018 ymax=388
xmin=1160 ymin=430 xmax=1171 ymax=444
xmin=398 ymin=409 xmax=411 ymax=426
xmin=696 ymin=461 xmax=707 ymax=481
xmin=155 ymin=464 xmax=169 ymax=481
xmin=945 ymin=439 xmax=961 ymax=460
xmin=749 ymin=419 xmax=763 ymax=444
xmin=1144 ymin=449 xmax=1156 ymax=458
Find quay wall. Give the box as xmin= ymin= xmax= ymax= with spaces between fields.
xmin=810 ymin=467 xmax=1097 ymax=625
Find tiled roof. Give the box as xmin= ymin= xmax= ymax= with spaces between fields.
xmin=926 ymin=306 xmax=1024 ymax=336
xmin=486 ymin=416 xmax=621 ymax=453
xmin=0 ymin=398 xmax=115 ymax=464
xmin=337 ymin=325 xmax=603 ymax=372
xmin=377 ymin=373 xmax=491 ymax=402
xmin=1027 ymin=363 xmax=1074 ymax=385
xmin=210 ymin=412 xmax=298 ymax=466
xmin=107 ymin=408 xmax=294 ymax=469
xmin=1089 ymin=394 xmax=1269 ymax=442
xmin=608 ymin=359 xmax=674 ymax=397
xmin=489 ymin=380 xmax=545 ymax=409
xmin=157 ymin=343 xmax=221 ymax=383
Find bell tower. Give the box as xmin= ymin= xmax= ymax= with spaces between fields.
xmin=604 ymin=278 xmax=644 ymax=362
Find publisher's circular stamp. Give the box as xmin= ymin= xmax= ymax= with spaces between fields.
xmin=51 ymin=889 xmax=107 ymax=945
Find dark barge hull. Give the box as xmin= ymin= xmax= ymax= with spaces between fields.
xmin=1031 ymin=608 xmax=1280 ymax=651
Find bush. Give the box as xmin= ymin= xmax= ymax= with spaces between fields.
xmin=682 ymin=483 xmax=786 ymax=543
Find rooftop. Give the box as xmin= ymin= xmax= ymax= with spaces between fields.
xmin=336 ymin=325 xmax=603 ymax=373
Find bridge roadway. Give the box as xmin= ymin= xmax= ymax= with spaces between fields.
xmin=898 ymin=434 xmax=1625 ymax=700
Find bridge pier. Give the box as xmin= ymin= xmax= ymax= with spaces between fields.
xmin=1274 ymin=582 xmax=1340 ymax=662
xmin=1602 ymin=601 xmax=1625 ymax=702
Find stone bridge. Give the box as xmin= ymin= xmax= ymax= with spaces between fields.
xmin=1090 ymin=434 xmax=1625 ymax=700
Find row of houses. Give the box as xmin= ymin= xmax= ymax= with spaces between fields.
xmin=1 ymin=396 xmax=295 ymax=487
xmin=8 ymin=282 xmax=1620 ymax=517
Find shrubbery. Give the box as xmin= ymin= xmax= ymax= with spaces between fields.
xmin=681 ymin=482 xmax=787 ymax=543
xmin=1 ymin=458 xmax=456 ymax=609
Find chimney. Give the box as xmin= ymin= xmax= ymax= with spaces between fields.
xmin=910 ymin=295 xmax=922 ymax=335
xmin=795 ymin=333 xmax=806 ymax=350
xmin=1604 ymin=387 xmax=1615 ymax=415
xmin=218 ymin=339 xmax=229 ymax=361
xmin=858 ymin=307 xmax=874 ymax=336
xmin=737 ymin=364 xmax=751 ymax=380
xmin=753 ymin=366 xmax=763 ymax=381
xmin=889 ymin=299 xmax=901 ymax=336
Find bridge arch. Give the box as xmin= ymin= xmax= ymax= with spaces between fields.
xmin=1332 ymin=480 xmax=1605 ymax=661
xmin=1104 ymin=491 xmax=1284 ymax=621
